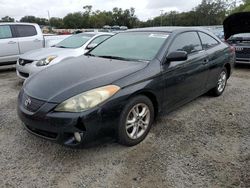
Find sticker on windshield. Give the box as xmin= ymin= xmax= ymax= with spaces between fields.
xmin=149 ymin=34 xmax=168 ymax=39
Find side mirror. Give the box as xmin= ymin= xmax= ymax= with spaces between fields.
xmin=166 ymin=51 xmax=188 ymax=62
xmin=86 ymin=43 xmax=98 ymax=50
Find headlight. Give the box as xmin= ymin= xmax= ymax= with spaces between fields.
xmin=36 ymin=55 xmax=57 ymax=66
xmin=55 ymin=85 xmax=120 ymax=112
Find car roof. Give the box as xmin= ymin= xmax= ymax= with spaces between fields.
xmin=127 ymin=26 xmax=208 ymax=33
xmin=0 ymin=22 xmax=39 ymax=26
xmin=75 ymin=32 xmax=113 ymax=37
xmin=84 ymin=32 xmax=113 ymax=35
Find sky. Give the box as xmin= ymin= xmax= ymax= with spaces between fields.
xmin=0 ymin=0 xmax=202 ymax=21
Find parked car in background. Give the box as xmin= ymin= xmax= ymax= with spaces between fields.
xmin=0 ymin=22 xmax=69 ymax=66
xmin=0 ymin=23 xmax=43 ymax=65
xmin=16 ymin=32 xmax=113 ymax=79
xmin=223 ymin=12 xmax=250 ymax=64
xmin=103 ymin=25 xmax=111 ymax=30
xmin=120 ymin=26 xmax=128 ymax=30
xmin=227 ymin=33 xmax=250 ymax=64
xmin=111 ymin=25 xmax=120 ymax=30
xmin=18 ymin=27 xmax=235 ymax=147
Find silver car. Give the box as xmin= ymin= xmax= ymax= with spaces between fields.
xmin=16 ymin=32 xmax=113 ymax=79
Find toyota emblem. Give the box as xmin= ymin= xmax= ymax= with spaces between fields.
xmin=24 ymin=97 xmax=31 ymax=107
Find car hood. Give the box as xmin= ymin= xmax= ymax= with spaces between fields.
xmin=223 ymin=12 xmax=250 ymax=40
xmin=23 ymin=56 xmax=147 ymax=103
xmin=20 ymin=47 xmax=76 ymax=61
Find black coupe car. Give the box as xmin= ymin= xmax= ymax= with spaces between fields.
xmin=18 ymin=27 xmax=235 ymax=147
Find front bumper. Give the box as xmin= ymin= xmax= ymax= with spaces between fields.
xmin=16 ymin=61 xmax=45 ymax=79
xmin=18 ymin=106 xmax=103 ymax=147
xmin=235 ymin=57 xmax=250 ymax=64
xmin=17 ymin=91 xmax=124 ymax=147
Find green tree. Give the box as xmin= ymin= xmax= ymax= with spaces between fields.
xmin=20 ymin=16 xmax=48 ymax=25
xmin=194 ymin=0 xmax=227 ymax=25
xmin=63 ymin=12 xmax=84 ymax=29
xmin=0 ymin=16 xmax=15 ymax=22
xmin=110 ymin=7 xmax=138 ymax=28
xmin=231 ymin=0 xmax=250 ymax=12
xmin=145 ymin=0 xmax=230 ymax=26
xmin=89 ymin=11 xmax=113 ymax=28
xmin=50 ymin=17 xmax=64 ymax=28
xmin=20 ymin=16 xmax=37 ymax=23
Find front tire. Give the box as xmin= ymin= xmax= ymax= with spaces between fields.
xmin=210 ymin=68 xmax=228 ymax=96
xmin=117 ymin=95 xmax=154 ymax=146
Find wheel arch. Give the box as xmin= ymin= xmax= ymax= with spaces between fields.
xmin=128 ymin=90 xmax=159 ymax=118
xmin=224 ymin=63 xmax=231 ymax=79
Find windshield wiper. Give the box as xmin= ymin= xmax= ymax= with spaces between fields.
xmin=97 ymin=55 xmax=148 ymax=62
xmin=97 ymin=55 xmax=128 ymax=60
xmin=55 ymin=45 xmax=67 ymax=48
xmin=86 ymin=54 xmax=149 ymax=62
xmin=86 ymin=53 xmax=96 ymax=57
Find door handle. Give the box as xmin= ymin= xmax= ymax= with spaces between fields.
xmin=8 ymin=41 xmax=16 ymax=44
xmin=33 ymin=39 xmax=41 ymax=42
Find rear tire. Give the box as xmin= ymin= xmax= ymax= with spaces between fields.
xmin=210 ymin=68 xmax=228 ymax=97
xmin=117 ymin=95 xmax=154 ymax=146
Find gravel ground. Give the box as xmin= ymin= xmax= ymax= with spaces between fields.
xmin=0 ymin=65 xmax=249 ymax=188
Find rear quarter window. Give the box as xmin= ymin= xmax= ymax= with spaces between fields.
xmin=169 ymin=32 xmax=202 ymax=55
xmin=15 ymin=25 xmax=37 ymax=37
xmin=198 ymin=32 xmax=219 ymax=49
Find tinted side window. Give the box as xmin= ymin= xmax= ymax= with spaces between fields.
xmin=0 ymin=25 xmax=13 ymax=39
xmin=89 ymin=35 xmax=111 ymax=45
xmin=199 ymin=32 xmax=219 ymax=49
xmin=169 ymin=32 xmax=202 ymax=55
xmin=15 ymin=25 xmax=37 ymax=37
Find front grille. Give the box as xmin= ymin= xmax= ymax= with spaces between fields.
xmin=26 ymin=125 xmax=58 ymax=139
xmin=22 ymin=92 xmax=45 ymax=112
xmin=235 ymin=47 xmax=250 ymax=59
xmin=19 ymin=71 xmax=29 ymax=78
xmin=19 ymin=58 xmax=33 ymax=66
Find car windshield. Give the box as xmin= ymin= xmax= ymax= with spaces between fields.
xmin=88 ymin=32 xmax=169 ymax=62
xmin=55 ymin=33 xmax=95 ymax=48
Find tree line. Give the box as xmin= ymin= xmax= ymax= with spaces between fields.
xmin=0 ymin=0 xmax=249 ymax=28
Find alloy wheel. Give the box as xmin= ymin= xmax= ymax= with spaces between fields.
xmin=217 ymin=71 xmax=227 ymax=93
xmin=125 ymin=103 xmax=151 ymax=140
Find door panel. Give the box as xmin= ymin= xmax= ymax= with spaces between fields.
xmin=205 ymin=46 xmax=226 ymax=89
xmin=162 ymin=51 xmax=208 ymax=110
xmin=14 ymin=25 xmax=43 ymax=54
xmin=161 ymin=32 xmax=209 ymax=111
xmin=18 ymin=36 xmax=43 ymax=54
xmin=197 ymin=32 xmax=225 ymax=90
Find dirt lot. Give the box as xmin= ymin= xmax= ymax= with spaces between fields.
xmin=0 ymin=65 xmax=249 ymax=188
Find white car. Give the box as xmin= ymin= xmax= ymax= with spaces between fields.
xmin=16 ymin=32 xmax=113 ymax=79
xmin=0 ymin=23 xmax=44 ymax=65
